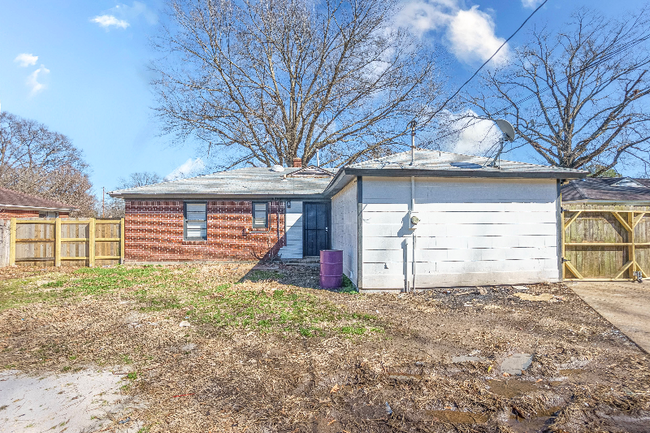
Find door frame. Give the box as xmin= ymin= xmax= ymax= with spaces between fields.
xmin=302 ymin=201 xmax=331 ymax=257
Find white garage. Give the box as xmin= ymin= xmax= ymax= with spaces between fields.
xmin=326 ymin=150 xmax=585 ymax=292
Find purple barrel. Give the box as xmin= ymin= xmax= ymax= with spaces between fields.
xmin=320 ymin=249 xmax=343 ymax=289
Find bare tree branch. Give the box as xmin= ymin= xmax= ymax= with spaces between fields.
xmin=151 ymin=0 xmax=443 ymax=168
xmin=0 ymin=112 xmax=96 ymax=216
xmin=469 ymin=8 xmax=650 ymax=177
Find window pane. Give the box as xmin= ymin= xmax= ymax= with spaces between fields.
xmin=186 ymin=221 xmax=206 ymax=239
xmin=185 ymin=202 xmax=207 ymax=239
xmin=187 ymin=211 xmax=206 ymax=220
xmin=187 ymin=203 xmax=206 ymax=213
xmin=253 ymin=203 xmax=267 ymax=227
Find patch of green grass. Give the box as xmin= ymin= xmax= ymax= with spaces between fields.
xmin=68 ymin=266 xmax=168 ymax=295
xmin=339 ymin=275 xmax=358 ymax=294
xmin=0 ymin=265 xmax=384 ymax=339
xmin=187 ymin=284 xmax=382 ymax=337
xmin=0 ymin=266 xmax=173 ymax=311
xmin=244 ymin=270 xmax=284 ymax=282
xmin=339 ymin=325 xmax=367 ymax=335
xmin=0 ymin=277 xmax=66 ymax=311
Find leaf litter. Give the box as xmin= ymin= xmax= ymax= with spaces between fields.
xmin=0 ymin=264 xmax=648 ymax=432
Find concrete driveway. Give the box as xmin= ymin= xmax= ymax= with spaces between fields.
xmin=569 ymin=281 xmax=650 ymax=353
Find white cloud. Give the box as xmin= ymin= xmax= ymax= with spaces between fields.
xmin=14 ymin=53 xmax=38 ymax=67
xmin=522 ymin=0 xmax=543 ymax=9
xmin=165 ymin=158 xmax=206 ymax=181
xmin=114 ymin=1 xmax=158 ymax=25
xmin=26 ymin=65 xmax=50 ymax=95
xmin=395 ymin=0 xmax=509 ymax=65
xmin=394 ymin=0 xmax=453 ymax=36
xmin=90 ymin=2 xmax=157 ymax=30
xmin=441 ymin=110 xmax=502 ymax=156
xmin=447 ymin=6 xmax=509 ymax=65
xmin=91 ymin=15 xmax=130 ymax=29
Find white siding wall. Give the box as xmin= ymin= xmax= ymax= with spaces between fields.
xmin=361 ymin=177 xmax=560 ymax=290
xmin=331 ymin=179 xmax=358 ymax=286
xmin=278 ymin=201 xmax=303 ymax=259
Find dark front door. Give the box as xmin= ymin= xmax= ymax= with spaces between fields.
xmin=303 ymin=202 xmax=330 ymax=256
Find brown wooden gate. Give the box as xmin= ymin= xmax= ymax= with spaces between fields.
xmin=8 ymin=218 xmax=124 ymax=267
xmin=562 ymin=204 xmax=650 ymax=281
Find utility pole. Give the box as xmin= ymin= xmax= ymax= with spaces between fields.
xmin=102 ymin=187 xmax=105 ymax=218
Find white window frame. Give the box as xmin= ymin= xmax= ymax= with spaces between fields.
xmin=184 ymin=202 xmax=207 ymax=241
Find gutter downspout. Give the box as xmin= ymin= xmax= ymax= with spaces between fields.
xmin=411 ymin=176 xmax=416 ymax=292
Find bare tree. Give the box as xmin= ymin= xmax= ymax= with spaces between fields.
xmin=105 ymin=172 xmax=162 ymax=218
xmin=117 ymin=172 xmax=162 ymax=189
xmin=469 ymin=9 xmax=650 ymax=176
xmin=0 ymin=112 xmax=96 ymax=216
xmin=152 ymin=0 xmax=443 ymax=168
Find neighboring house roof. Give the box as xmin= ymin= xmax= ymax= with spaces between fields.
xmin=324 ymin=150 xmax=587 ymax=197
xmin=0 ymin=188 xmax=77 ymax=212
xmin=562 ymin=177 xmax=650 ymax=203
xmin=109 ymin=166 xmax=334 ymax=199
xmin=110 ymin=150 xmax=588 ymax=199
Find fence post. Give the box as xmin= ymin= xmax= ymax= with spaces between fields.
xmin=88 ymin=219 xmax=96 ymax=267
xmin=560 ymin=209 xmax=566 ymax=281
xmin=9 ymin=218 xmax=16 ymax=266
xmin=55 ymin=218 xmax=61 ymax=267
xmin=120 ymin=218 xmax=125 ymax=264
xmin=629 ymin=212 xmax=636 ymax=278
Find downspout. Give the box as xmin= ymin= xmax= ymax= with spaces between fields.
xmin=411 ymin=176 xmax=416 ymax=292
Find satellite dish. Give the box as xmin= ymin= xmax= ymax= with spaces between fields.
xmin=495 ymin=119 xmax=515 ymax=142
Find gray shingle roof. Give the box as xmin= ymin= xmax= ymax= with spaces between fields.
xmin=109 ymin=166 xmax=333 ymax=198
xmin=562 ymin=178 xmax=650 ymax=202
xmin=348 ymin=150 xmax=586 ymax=176
xmin=323 ymin=150 xmax=587 ymax=197
xmin=110 ymin=150 xmax=588 ymax=199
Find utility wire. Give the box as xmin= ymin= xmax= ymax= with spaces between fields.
xmin=420 ymin=0 xmax=548 ymax=126
xmin=490 ymin=33 xmax=650 ymax=115
xmin=429 ymin=29 xmax=650 ymax=148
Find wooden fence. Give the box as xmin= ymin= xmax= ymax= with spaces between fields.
xmin=9 ymin=218 xmax=124 ymax=267
xmin=562 ymin=204 xmax=650 ymax=281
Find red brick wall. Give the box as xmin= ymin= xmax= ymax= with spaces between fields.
xmin=0 ymin=209 xmax=69 ymax=219
xmin=0 ymin=209 xmax=40 ymax=219
xmin=124 ymin=200 xmax=286 ymax=262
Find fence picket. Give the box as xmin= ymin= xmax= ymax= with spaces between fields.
xmin=8 ymin=217 xmax=123 ymax=267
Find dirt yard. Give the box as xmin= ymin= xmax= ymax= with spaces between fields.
xmin=1 ymin=263 xmax=649 ymax=433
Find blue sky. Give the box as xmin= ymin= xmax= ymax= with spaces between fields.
xmin=0 ymin=0 xmax=646 ymax=199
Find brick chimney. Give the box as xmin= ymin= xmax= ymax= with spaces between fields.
xmin=292 ymin=157 xmax=302 ymax=168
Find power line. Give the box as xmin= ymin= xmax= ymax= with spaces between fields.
xmin=430 ymin=23 xmax=650 ymax=147
xmin=422 ymin=0 xmax=548 ymax=125
xmin=490 ymin=33 xmax=650 ymax=116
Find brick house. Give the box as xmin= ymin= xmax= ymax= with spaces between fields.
xmin=111 ymin=151 xmax=586 ymax=291
xmin=0 ymin=188 xmax=76 ymax=219
xmin=111 ymin=159 xmax=333 ymax=263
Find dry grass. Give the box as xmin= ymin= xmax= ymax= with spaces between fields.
xmin=1 ymin=263 xmax=649 ymax=432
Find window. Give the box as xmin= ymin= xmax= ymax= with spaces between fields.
xmin=39 ymin=211 xmax=58 ymax=219
xmin=252 ymin=202 xmax=268 ymax=228
xmin=184 ymin=202 xmax=207 ymax=240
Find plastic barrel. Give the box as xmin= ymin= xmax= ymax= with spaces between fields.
xmin=320 ymin=249 xmax=343 ymax=289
